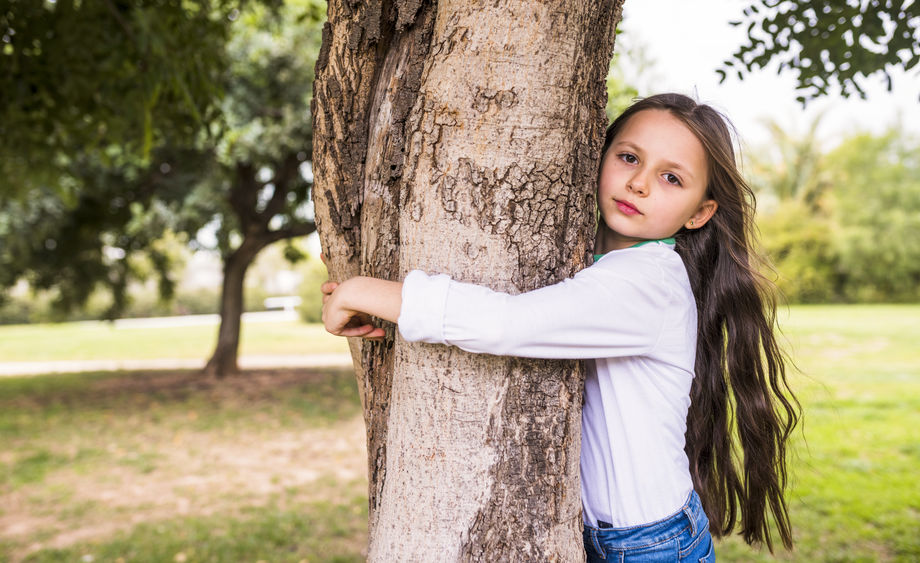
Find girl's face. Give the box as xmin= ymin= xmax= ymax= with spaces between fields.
xmin=596 ymin=109 xmax=718 ymax=253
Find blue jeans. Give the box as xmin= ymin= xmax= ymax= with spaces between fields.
xmin=583 ymin=491 xmax=715 ymax=562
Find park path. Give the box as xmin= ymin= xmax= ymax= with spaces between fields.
xmin=0 ymin=353 xmax=353 ymax=377
xmin=0 ymin=311 xmax=354 ymax=377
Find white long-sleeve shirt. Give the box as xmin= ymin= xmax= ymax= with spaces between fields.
xmin=397 ymin=241 xmax=697 ymax=527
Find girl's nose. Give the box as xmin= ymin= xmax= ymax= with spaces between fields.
xmin=627 ymin=172 xmax=648 ymax=196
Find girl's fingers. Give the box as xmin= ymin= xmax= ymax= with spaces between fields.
xmin=363 ymin=327 xmax=386 ymax=340
xmin=321 ymin=281 xmax=338 ymax=295
xmin=324 ymin=316 xmax=385 ymax=340
xmin=339 ymin=324 xmax=379 ymax=338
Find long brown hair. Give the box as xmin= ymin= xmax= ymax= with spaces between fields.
xmin=602 ymin=93 xmax=800 ymax=550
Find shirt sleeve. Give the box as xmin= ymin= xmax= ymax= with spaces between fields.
xmin=397 ymin=250 xmax=675 ymax=359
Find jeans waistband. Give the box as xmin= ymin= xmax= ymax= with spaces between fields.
xmin=585 ymin=490 xmax=707 ymax=548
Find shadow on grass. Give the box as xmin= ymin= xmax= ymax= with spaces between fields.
xmin=0 ymin=366 xmax=362 ymax=431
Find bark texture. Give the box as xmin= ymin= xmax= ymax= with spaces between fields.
xmin=312 ymin=1 xmax=622 ymax=559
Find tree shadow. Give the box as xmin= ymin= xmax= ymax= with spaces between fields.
xmin=0 ymin=366 xmax=361 ymax=426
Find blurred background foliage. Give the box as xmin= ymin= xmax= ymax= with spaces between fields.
xmin=0 ymin=0 xmax=326 ymax=373
xmin=753 ymin=121 xmax=920 ymax=303
xmin=0 ymin=0 xmax=919 ymax=328
xmin=0 ymin=0 xmax=321 ymax=310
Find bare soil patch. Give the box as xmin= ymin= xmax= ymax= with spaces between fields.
xmin=0 ymin=368 xmax=368 ymax=561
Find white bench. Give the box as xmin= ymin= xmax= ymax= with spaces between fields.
xmin=263 ymin=296 xmax=303 ymax=312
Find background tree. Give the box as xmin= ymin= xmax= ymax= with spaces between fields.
xmin=0 ymin=0 xmax=244 ymax=196
xmin=197 ymin=1 xmax=322 ymax=375
xmin=752 ymin=122 xmax=920 ymax=303
xmin=825 ymin=127 xmax=920 ymax=301
xmin=0 ymin=0 xmax=324 ymax=375
xmin=756 ymin=199 xmax=840 ymax=303
xmin=603 ymin=30 xmax=640 ymax=121
xmin=0 ymin=0 xmax=238 ymax=321
xmin=752 ymin=116 xmax=831 ymax=209
xmin=0 ymin=146 xmax=210 ymax=318
xmin=748 ymin=115 xmax=840 ymax=302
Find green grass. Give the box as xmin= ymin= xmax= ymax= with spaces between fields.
xmin=0 ymin=305 xmax=918 ymax=561
xmin=0 ymin=320 xmax=349 ymax=362
xmin=21 ymin=501 xmax=368 ymax=563
xmin=714 ymin=304 xmax=920 ymax=561
xmin=0 ymin=366 xmax=366 ymax=562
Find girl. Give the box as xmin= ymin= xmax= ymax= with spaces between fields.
xmin=322 ymin=93 xmax=799 ymax=561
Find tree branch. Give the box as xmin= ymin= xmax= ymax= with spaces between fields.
xmin=230 ymin=162 xmax=261 ymax=232
xmin=259 ymin=152 xmax=302 ymax=223
xmin=102 ymin=0 xmax=135 ymax=42
xmin=265 ymin=221 xmax=316 ymax=244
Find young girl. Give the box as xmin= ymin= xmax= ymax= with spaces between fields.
xmin=322 ymin=93 xmax=799 ymax=561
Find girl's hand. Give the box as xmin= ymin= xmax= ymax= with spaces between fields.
xmin=319 ymin=254 xmax=385 ymax=339
xmin=320 ymin=280 xmax=337 ymax=306
xmin=321 ymin=279 xmax=386 ymax=339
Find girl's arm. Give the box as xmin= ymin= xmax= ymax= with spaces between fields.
xmin=322 ymin=276 xmax=402 ymax=338
xmin=322 ymin=249 xmax=682 ymax=359
xmin=397 ymin=268 xmax=665 ymax=358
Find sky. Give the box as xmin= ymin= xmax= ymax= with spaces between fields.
xmin=618 ymin=0 xmax=920 ymax=149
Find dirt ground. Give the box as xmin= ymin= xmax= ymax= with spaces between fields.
xmin=0 ymin=369 xmax=369 ymax=561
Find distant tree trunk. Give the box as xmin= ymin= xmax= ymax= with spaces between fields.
xmin=312 ymin=1 xmax=621 ymax=559
xmin=203 ymin=241 xmax=258 ymax=377
xmin=204 ymin=158 xmax=316 ymax=378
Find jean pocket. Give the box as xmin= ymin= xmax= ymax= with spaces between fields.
xmin=676 ymin=528 xmax=714 ymax=562
xmin=621 ymin=538 xmax=679 ymax=562
xmin=696 ymin=536 xmax=714 ymax=563
xmin=584 ymin=534 xmax=607 ymax=561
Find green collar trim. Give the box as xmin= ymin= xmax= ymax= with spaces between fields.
xmin=594 ymin=237 xmax=676 ymax=262
xmin=631 ymin=237 xmax=676 ymax=248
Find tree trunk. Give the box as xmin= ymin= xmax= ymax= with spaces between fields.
xmin=203 ymin=240 xmax=262 ymax=378
xmin=312 ymin=1 xmax=621 ymax=559
xmin=204 ymin=155 xmax=317 ymax=379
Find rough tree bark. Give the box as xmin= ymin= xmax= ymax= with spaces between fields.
xmin=312 ymin=1 xmax=622 ymax=559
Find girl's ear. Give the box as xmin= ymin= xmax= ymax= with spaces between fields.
xmin=685 ymin=199 xmax=718 ymax=230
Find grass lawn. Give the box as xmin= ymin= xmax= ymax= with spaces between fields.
xmin=0 ymin=367 xmax=368 ymax=562
xmin=717 ymin=305 xmax=920 ymax=561
xmin=0 ymin=320 xmax=349 ymax=362
xmin=1 ymin=306 xmax=919 ymax=561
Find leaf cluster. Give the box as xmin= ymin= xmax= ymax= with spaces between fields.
xmin=0 ymin=0 xmax=324 ymax=318
xmin=0 ymin=0 xmax=253 ymax=196
xmin=722 ymin=0 xmax=920 ymax=102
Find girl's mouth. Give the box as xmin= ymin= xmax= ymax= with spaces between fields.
xmin=615 ymin=199 xmax=641 ymax=215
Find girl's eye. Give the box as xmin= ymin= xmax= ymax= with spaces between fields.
xmin=664 ymin=173 xmax=682 ymax=186
xmin=618 ymin=153 xmax=638 ymax=164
